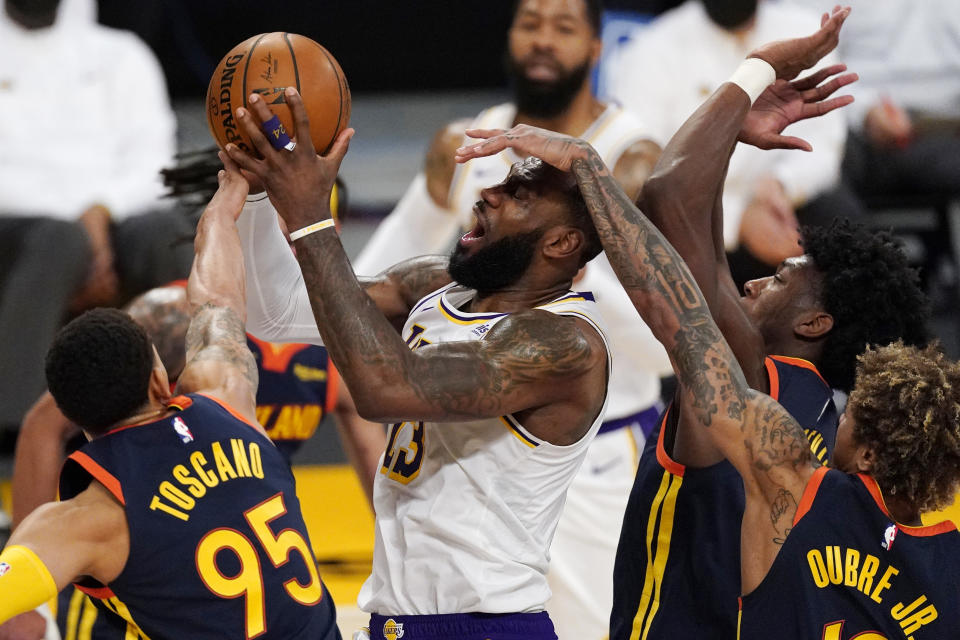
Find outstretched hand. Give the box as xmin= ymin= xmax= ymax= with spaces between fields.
xmin=750 ymin=5 xmax=850 ymax=81
xmin=739 ymin=64 xmax=857 ymax=151
xmin=224 ymin=87 xmax=354 ymax=232
xmin=454 ymin=124 xmax=592 ymax=172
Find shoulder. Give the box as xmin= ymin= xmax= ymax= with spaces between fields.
xmin=382 ymin=255 xmax=451 ymax=297
xmin=611 ymin=137 xmax=661 ymax=200
xmin=483 ymin=308 xmax=607 ymax=375
xmin=425 ymin=117 xmax=474 ymax=207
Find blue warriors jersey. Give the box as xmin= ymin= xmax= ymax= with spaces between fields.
xmin=609 ymin=356 xmax=836 ymax=640
xmin=739 ymin=468 xmax=960 ymax=640
xmin=247 ymin=336 xmax=337 ymax=463
xmin=58 ymin=393 xmax=340 ymax=640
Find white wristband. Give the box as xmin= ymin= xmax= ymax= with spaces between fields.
xmin=728 ymin=57 xmax=777 ymax=104
xmin=288 ymin=218 xmax=336 ymax=241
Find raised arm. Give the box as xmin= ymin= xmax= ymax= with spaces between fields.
xmin=223 ymin=90 xmax=606 ymax=442
xmin=637 ymin=9 xmax=857 ymax=386
xmin=176 ymin=166 xmax=259 ymax=425
xmin=455 ymin=123 xmax=817 ymax=592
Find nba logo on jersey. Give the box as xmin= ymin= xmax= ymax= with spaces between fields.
xmin=0 ymin=562 xmax=10 ymax=578
xmin=881 ymin=523 xmax=898 ymax=551
xmin=172 ymin=416 xmax=194 ymax=444
xmin=382 ymin=619 xmax=404 ymax=639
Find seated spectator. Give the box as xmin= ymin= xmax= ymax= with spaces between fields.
xmin=0 ymin=0 xmax=193 ymax=439
xmin=829 ymin=0 xmax=960 ymax=200
xmin=607 ymin=0 xmax=865 ymax=287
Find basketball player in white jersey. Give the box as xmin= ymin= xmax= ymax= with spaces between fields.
xmin=225 ymin=88 xmax=610 ymax=640
xmin=353 ymin=3 xmax=667 ymax=635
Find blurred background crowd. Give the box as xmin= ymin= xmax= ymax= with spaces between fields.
xmin=0 ymin=0 xmax=957 ymax=529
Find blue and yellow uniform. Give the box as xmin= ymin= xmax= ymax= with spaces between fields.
xmin=247 ymin=335 xmax=338 ymax=463
xmin=610 ymin=356 xmax=836 ymax=640
xmin=739 ymin=467 xmax=960 ymax=640
xmin=58 ymin=393 xmax=340 ymax=640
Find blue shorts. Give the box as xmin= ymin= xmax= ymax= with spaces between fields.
xmin=368 ymin=612 xmax=557 ymax=640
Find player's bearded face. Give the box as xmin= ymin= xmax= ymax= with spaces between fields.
xmin=448 ymin=228 xmax=545 ymax=295
xmin=507 ymin=51 xmax=591 ymax=119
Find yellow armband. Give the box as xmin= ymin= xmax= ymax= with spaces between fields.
xmin=0 ymin=545 xmax=58 ymax=624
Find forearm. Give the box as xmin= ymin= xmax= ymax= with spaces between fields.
xmin=639 ymin=86 xmax=748 ymax=294
xmin=571 ymin=148 xmax=749 ymax=430
xmin=293 ymin=230 xmax=419 ymax=420
xmin=189 ymin=204 xmax=246 ymax=321
xmin=333 ymin=380 xmax=385 ymax=510
xmin=236 ymin=196 xmax=326 ymax=344
xmin=11 ymin=393 xmax=76 ymax=529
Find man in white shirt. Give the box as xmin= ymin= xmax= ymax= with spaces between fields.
xmin=826 ymin=0 xmax=960 ymax=199
xmin=0 ymin=0 xmax=190 ymax=437
xmin=608 ymin=0 xmax=864 ymax=286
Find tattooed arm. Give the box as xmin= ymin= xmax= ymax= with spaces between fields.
xmin=457 ymin=125 xmax=815 ymax=591
xmin=176 ymin=166 xmax=260 ymax=427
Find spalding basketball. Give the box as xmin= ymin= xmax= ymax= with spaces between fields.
xmin=206 ymin=32 xmax=350 ymax=155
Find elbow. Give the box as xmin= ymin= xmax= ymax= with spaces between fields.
xmin=636 ymin=164 xmax=676 ymax=212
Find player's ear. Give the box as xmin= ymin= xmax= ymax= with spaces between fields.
xmin=542 ymin=226 xmax=584 ymax=261
xmin=589 ymin=35 xmax=602 ymax=67
xmin=854 ymin=444 xmax=875 ymax=474
xmin=148 ymin=346 xmax=173 ymax=404
xmin=794 ymin=310 xmax=834 ymax=340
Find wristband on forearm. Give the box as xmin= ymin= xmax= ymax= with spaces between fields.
xmin=728 ymin=57 xmax=777 ymax=104
xmin=0 ymin=545 xmax=58 ymax=624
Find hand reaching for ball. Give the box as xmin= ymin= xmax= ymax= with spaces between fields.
xmin=225 ymin=87 xmax=355 ymax=233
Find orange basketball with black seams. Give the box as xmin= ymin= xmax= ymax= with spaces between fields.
xmin=206 ymin=32 xmax=351 ymax=156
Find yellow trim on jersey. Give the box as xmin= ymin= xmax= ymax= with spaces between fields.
xmin=737 ymin=605 xmax=742 ymax=640
xmin=64 ymin=588 xmax=85 ymax=640
xmin=102 ymin=595 xmax=152 ymax=639
xmin=78 ymin=595 xmax=98 ymax=640
xmin=499 ymin=416 xmax=538 ymax=449
xmin=437 ymin=298 xmax=505 ymax=325
xmin=630 ymin=471 xmax=683 ymax=640
xmin=537 ymin=296 xmax=587 ymax=307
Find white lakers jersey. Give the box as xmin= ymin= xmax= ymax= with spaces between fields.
xmin=357 ymin=284 xmax=611 ymax=615
xmin=450 ymin=102 xmax=670 ymax=416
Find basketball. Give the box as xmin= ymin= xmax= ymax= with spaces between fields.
xmin=206 ymin=32 xmax=351 ymax=155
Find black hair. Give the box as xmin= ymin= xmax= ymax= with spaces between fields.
xmin=512 ymin=0 xmax=604 ymax=36
xmin=563 ymin=180 xmax=603 ymax=267
xmin=802 ymin=219 xmax=929 ymax=392
xmin=161 ymin=147 xmax=349 ymax=219
xmin=46 ymin=308 xmax=155 ymax=433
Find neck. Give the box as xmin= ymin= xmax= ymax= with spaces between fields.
xmin=764 ymin=337 xmax=824 ymax=368
xmin=514 ymin=85 xmax=605 ymax=137
xmin=880 ymin=485 xmax=923 ymax=527
xmin=466 ymin=279 xmax=574 ymax=315
xmin=99 ymin=399 xmax=171 ymax=436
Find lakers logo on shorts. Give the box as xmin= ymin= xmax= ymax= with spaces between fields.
xmin=383 ymin=618 xmax=405 ymax=639
xmin=0 ymin=562 xmax=10 ymax=578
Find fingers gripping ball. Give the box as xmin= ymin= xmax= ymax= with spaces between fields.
xmin=206 ymin=32 xmax=351 ymax=156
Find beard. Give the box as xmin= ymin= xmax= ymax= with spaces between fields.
xmin=507 ymin=54 xmax=592 ymax=119
xmin=447 ymin=229 xmax=544 ymax=296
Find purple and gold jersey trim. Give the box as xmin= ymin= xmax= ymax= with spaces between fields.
xmin=500 ymin=415 xmax=540 ymax=448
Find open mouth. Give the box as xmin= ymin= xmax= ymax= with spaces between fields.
xmin=460 ymin=207 xmax=487 ymax=246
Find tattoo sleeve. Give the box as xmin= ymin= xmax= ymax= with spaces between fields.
xmin=291 ymin=233 xmax=594 ymax=424
xmin=184 ymin=302 xmax=258 ymax=391
xmin=568 ymin=145 xmax=811 ymax=480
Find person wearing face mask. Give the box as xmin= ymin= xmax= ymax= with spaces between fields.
xmin=607 ymin=0 xmax=866 ymax=289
